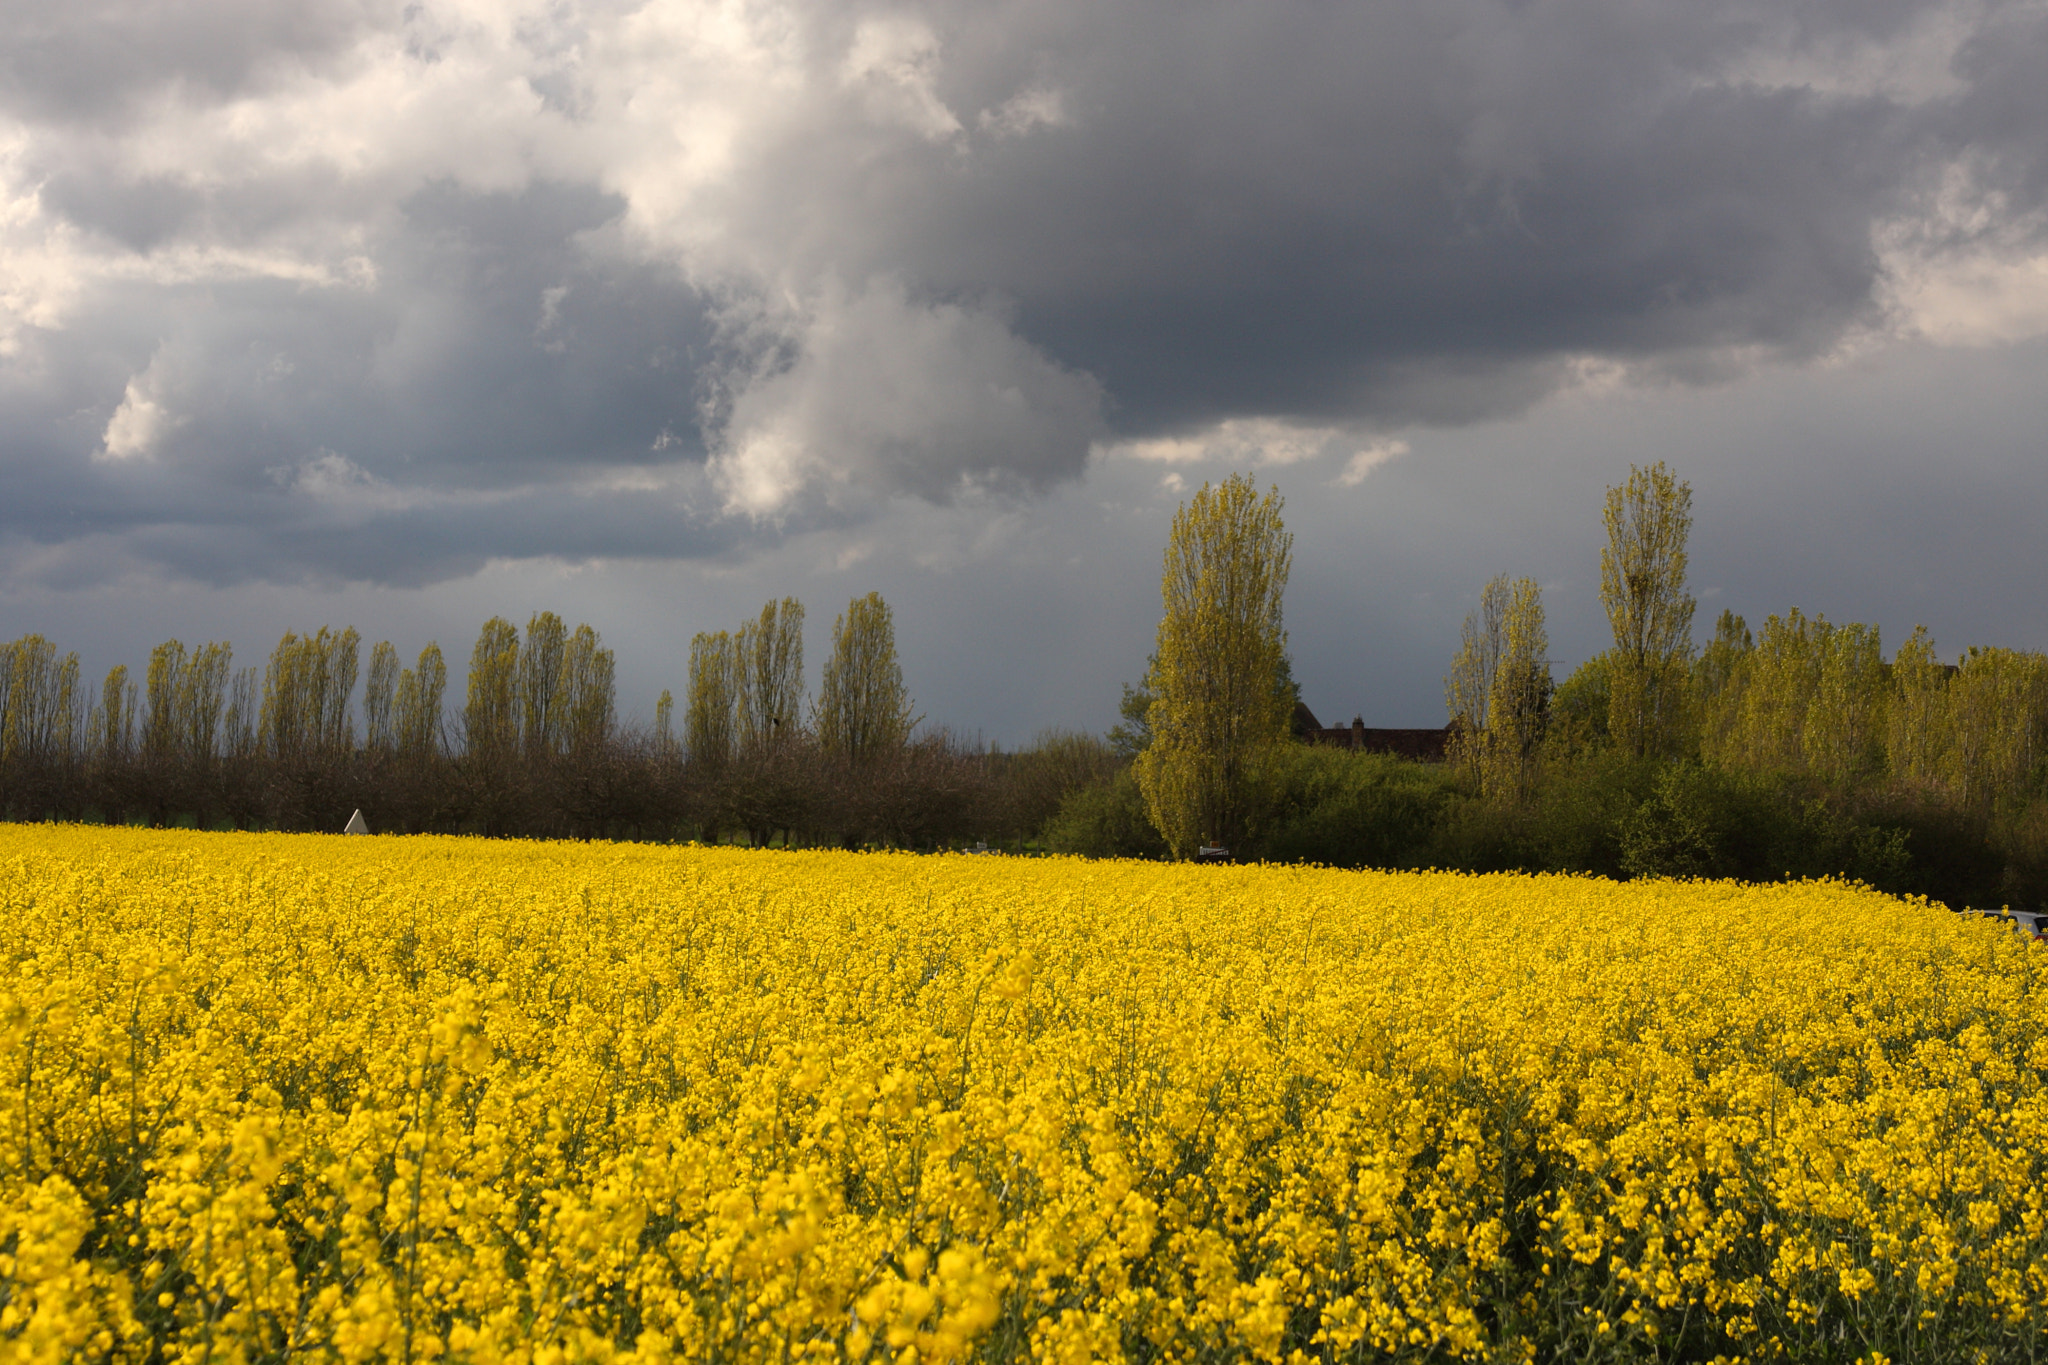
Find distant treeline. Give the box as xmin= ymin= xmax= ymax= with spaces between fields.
xmin=5 ymin=589 xmax=2045 ymax=910
xmin=0 ymin=600 xmax=1116 ymax=849
xmin=1034 ymin=462 xmax=2048 ymax=911
xmin=1051 ymin=608 xmax=2048 ymax=910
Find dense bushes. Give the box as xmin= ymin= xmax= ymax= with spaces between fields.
xmin=1041 ymin=740 xmax=2047 ymax=910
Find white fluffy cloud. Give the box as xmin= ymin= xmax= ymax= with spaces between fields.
xmin=1102 ymin=418 xmax=1408 ymax=487
xmin=99 ymin=350 xmax=181 ymax=461
xmin=709 ymin=276 xmax=1105 ymax=514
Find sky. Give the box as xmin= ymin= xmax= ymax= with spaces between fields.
xmin=2 ymin=0 xmax=2045 ymax=741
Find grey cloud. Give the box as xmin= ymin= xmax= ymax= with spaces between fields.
xmin=0 ymin=0 xmax=386 ymax=124
xmin=706 ymin=278 xmax=1107 ymax=513
xmin=7 ymin=458 xmax=764 ymax=591
xmin=0 ymin=180 xmax=724 ymax=583
xmin=811 ymin=1 xmax=1937 ymax=429
xmin=1 ymin=0 xmax=2043 ymax=589
xmin=1948 ymin=9 xmax=2048 ymax=200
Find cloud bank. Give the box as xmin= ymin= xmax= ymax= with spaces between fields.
xmin=3 ymin=0 xmax=2046 ymax=584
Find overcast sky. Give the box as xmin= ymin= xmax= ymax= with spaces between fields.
xmin=3 ymin=0 xmax=2045 ymax=741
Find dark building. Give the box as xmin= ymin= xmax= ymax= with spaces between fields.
xmin=1293 ymin=703 xmax=1451 ymax=763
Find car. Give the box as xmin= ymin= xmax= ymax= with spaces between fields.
xmin=1968 ymin=907 xmax=2046 ymax=940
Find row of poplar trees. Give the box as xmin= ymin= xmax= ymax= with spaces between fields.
xmin=1441 ymin=462 xmax=1698 ymax=802
xmin=1117 ymin=460 xmax=2045 ymax=882
xmin=670 ymin=593 xmax=917 ymax=769
xmin=1441 ymin=460 xmax=2048 ymax=816
xmin=0 ymin=591 xmax=971 ymax=842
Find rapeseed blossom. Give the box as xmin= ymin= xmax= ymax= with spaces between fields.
xmin=2 ymin=825 xmax=2045 ymax=1362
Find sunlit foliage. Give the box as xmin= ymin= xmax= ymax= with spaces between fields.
xmin=1445 ymin=575 xmax=1550 ymax=804
xmin=1137 ymin=475 xmax=1293 ymax=856
xmin=816 ymin=592 xmax=916 ymax=765
xmin=1600 ymin=462 xmax=1696 ymax=759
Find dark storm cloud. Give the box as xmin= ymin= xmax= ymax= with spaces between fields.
xmin=830 ymin=0 xmax=1933 ymax=429
xmin=1 ymin=180 xmax=723 ymax=582
xmin=0 ymin=0 xmax=383 ymax=124
xmin=0 ymin=0 xmax=2042 ymax=586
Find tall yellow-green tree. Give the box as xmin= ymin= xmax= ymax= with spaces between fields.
xmin=464 ymin=618 xmax=520 ymax=757
xmin=1944 ymin=646 xmax=2048 ymax=810
xmin=97 ymin=665 xmax=135 ymax=761
xmin=1805 ymin=621 xmax=1887 ymax=784
xmin=815 ymin=592 xmax=915 ymax=764
xmin=1444 ymin=576 xmax=1548 ymax=802
xmin=1487 ymin=578 xmax=1550 ymax=802
xmin=1444 ymin=577 xmax=1509 ymax=776
xmin=223 ymin=667 xmax=260 ymax=760
xmin=1694 ymin=610 xmax=1754 ymax=768
xmin=1887 ymin=626 xmax=1947 ymax=786
xmin=654 ymin=690 xmax=677 ymax=757
xmin=518 ymin=612 xmax=569 ymax=757
xmin=140 ymin=639 xmax=231 ymax=766
xmin=1 ymin=634 xmax=80 ymax=764
xmin=1733 ymin=609 xmax=1825 ymax=774
xmin=740 ymin=597 xmax=805 ymax=750
xmin=364 ymin=641 xmax=399 ymax=751
xmin=394 ymin=644 xmax=447 ymax=759
xmin=1134 ymin=475 xmax=1292 ymax=857
xmin=685 ymin=630 xmax=738 ymax=766
xmin=559 ymin=623 xmax=616 ymax=752
xmin=259 ymin=628 xmax=359 ymax=762
xmin=180 ymin=642 xmax=231 ymax=764
xmin=142 ymin=640 xmax=187 ymax=763
xmin=1601 ymin=462 xmax=1695 ymax=757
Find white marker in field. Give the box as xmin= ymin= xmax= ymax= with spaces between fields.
xmin=344 ymin=810 xmax=369 ymax=835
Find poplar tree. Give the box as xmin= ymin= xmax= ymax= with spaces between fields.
xmin=364 ymin=642 xmax=399 ymax=751
xmin=1 ymin=635 xmax=81 ymax=766
xmin=1486 ymin=578 xmax=1550 ymax=803
xmin=1133 ymin=475 xmax=1292 ymax=857
xmin=0 ymin=639 xmax=13 ymax=755
xmin=654 ymin=690 xmax=677 ymax=757
xmin=1944 ymin=647 xmax=2048 ymax=810
xmin=1444 ymin=576 xmax=1548 ymax=801
xmin=560 ymin=624 xmax=616 ymax=753
xmin=464 ymin=619 xmax=520 ymax=757
xmin=740 ymin=597 xmax=805 ymax=749
xmin=518 ymin=612 xmax=569 ymax=757
xmin=3 ymin=635 xmax=78 ymax=763
xmin=1445 ymin=577 xmax=1509 ymax=779
xmin=223 ymin=667 xmax=260 ymax=760
xmin=317 ymin=629 xmax=360 ymax=755
xmin=142 ymin=639 xmax=232 ymax=766
xmin=1601 ymin=462 xmax=1696 ymax=758
xmin=260 ymin=628 xmax=359 ymax=762
xmin=1805 ymin=622 xmax=1886 ymax=784
xmin=1732 ymin=610 xmax=1823 ymax=775
xmin=1694 ymin=610 xmax=1754 ymax=769
xmin=685 ymin=631 xmax=738 ymax=766
xmin=1886 ymin=627 xmax=1947 ymax=786
xmin=395 ymin=644 xmax=447 ymax=759
xmin=180 ymin=642 xmax=231 ymax=764
xmin=815 ymin=592 xmax=914 ymax=765
xmin=98 ymin=665 xmax=135 ymax=761
xmin=143 ymin=640 xmax=187 ymax=762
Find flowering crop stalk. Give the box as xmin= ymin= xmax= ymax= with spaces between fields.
xmin=2 ymin=824 xmax=2046 ymax=1362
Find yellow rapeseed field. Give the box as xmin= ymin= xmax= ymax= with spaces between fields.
xmin=3 ymin=826 xmax=2046 ymax=1364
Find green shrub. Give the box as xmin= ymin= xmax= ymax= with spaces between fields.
xmin=1040 ymin=768 xmax=1168 ymax=859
